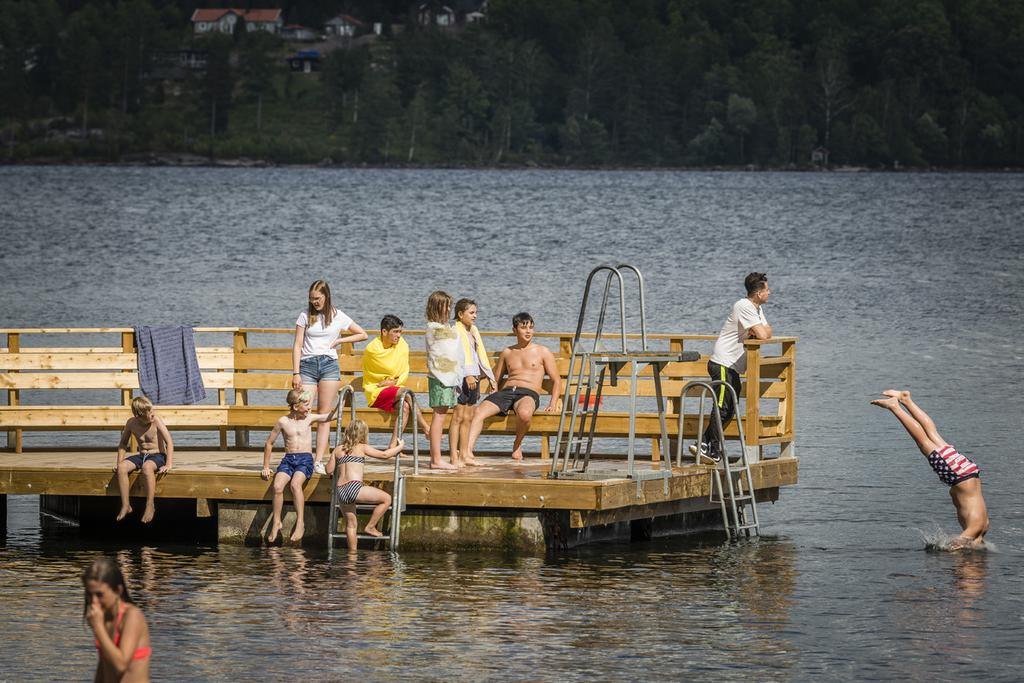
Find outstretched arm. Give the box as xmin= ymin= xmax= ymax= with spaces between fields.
xmin=311 ymin=398 xmax=340 ymax=424
xmin=363 ymin=441 xmax=405 ymax=460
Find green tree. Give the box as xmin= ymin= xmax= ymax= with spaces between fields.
xmin=727 ymin=93 xmax=757 ymax=162
xmin=201 ymin=34 xmax=234 ymax=136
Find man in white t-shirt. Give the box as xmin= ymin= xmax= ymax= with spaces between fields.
xmin=692 ymin=272 xmax=773 ymax=462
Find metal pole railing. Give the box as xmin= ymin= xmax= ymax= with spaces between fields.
xmin=394 ymin=388 xmax=421 ymax=475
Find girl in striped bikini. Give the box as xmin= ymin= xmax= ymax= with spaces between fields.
xmin=872 ymin=389 xmax=990 ymax=549
xmin=83 ymin=557 xmax=152 ymax=682
xmin=325 ymin=419 xmax=404 ymax=550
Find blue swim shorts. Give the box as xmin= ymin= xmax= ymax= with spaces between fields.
xmin=276 ymin=452 xmax=314 ymax=479
xmin=299 ymin=355 xmax=341 ymax=385
xmin=124 ymin=452 xmax=166 ymax=470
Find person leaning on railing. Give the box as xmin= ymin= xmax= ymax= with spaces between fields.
xmin=692 ymin=272 xmax=772 ymax=463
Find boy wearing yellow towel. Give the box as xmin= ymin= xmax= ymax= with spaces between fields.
xmin=362 ymin=314 xmax=429 ymax=446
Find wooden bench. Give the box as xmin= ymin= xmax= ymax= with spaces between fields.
xmin=1 ymin=328 xmax=797 ymax=463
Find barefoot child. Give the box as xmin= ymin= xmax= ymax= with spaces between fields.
xmin=463 ymin=312 xmax=562 ymax=462
xmin=326 ymin=419 xmax=404 ymax=550
xmin=450 ymin=298 xmax=495 ymax=466
xmin=871 ymin=389 xmax=990 ymax=549
xmin=424 ymin=291 xmax=462 ymax=469
xmin=261 ymin=389 xmax=339 ymax=543
xmin=114 ymin=396 xmax=174 ymax=523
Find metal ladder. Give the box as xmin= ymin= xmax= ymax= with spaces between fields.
xmin=677 ymin=380 xmax=760 ymax=539
xmin=550 ymin=265 xmax=699 ymax=496
xmin=327 ymin=387 xmax=421 ymax=555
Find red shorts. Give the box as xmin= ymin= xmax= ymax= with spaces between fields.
xmin=371 ymin=385 xmax=401 ymax=413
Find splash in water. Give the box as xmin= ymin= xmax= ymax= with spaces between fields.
xmin=918 ymin=526 xmax=995 ymax=552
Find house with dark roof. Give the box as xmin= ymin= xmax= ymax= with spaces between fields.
xmin=190 ymin=9 xmax=284 ymax=35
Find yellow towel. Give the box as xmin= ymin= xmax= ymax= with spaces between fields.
xmin=362 ymin=335 xmax=410 ymax=406
xmin=456 ymin=323 xmax=495 ymax=384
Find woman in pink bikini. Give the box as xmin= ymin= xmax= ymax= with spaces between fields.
xmin=83 ymin=557 xmax=152 ymax=682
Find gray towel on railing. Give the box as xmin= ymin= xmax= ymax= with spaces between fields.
xmin=134 ymin=326 xmax=207 ymax=405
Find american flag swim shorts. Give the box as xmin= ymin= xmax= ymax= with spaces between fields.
xmin=927 ymin=445 xmax=980 ymax=487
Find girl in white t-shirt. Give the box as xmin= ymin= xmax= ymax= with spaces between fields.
xmin=292 ymin=280 xmax=368 ymax=471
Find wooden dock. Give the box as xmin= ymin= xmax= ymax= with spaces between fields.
xmin=1 ymin=326 xmax=799 ymax=551
xmin=0 ymin=448 xmax=797 ymax=550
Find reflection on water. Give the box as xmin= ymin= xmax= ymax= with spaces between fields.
xmin=1 ymin=504 xmax=802 ymax=680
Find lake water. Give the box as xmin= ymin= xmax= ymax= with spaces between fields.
xmin=1 ymin=166 xmax=1023 ymax=680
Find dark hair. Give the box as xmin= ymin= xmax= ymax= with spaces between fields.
xmin=512 ymin=312 xmax=534 ymax=329
xmin=454 ymin=298 xmax=476 ymax=319
xmin=380 ymin=314 xmax=404 ymax=332
xmin=81 ymin=557 xmax=131 ymax=619
xmin=744 ymin=272 xmax=768 ymax=295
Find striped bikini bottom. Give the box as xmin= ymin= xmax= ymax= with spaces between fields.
xmin=336 ymin=480 xmax=363 ymax=505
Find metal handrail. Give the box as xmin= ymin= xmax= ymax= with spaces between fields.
xmin=676 ymin=380 xmax=747 ymax=467
xmin=676 ymin=379 xmax=759 ymax=539
xmin=332 ymin=384 xmax=358 ymax=450
xmin=393 ymin=388 xmax=422 ymax=476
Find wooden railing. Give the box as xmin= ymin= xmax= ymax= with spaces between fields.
xmin=0 ymin=328 xmax=796 ymax=460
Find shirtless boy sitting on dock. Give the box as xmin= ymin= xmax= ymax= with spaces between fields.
xmin=114 ymin=395 xmax=174 ymax=523
xmin=463 ymin=312 xmax=562 ymax=463
xmin=872 ymin=389 xmax=990 ymax=549
xmin=261 ymin=389 xmax=339 ymax=543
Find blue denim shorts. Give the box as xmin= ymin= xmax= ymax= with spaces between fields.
xmin=276 ymin=452 xmax=313 ymax=479
xmin=299 ymin=355 xmax=341 ymax=384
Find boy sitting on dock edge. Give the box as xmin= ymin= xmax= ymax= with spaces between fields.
xmin=114 ymin=395 xmax=174 ymax=523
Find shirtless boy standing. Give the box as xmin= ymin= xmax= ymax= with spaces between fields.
xmin=261 ymin=388 xmax=339 ymax=543
xmin=463 ymin=312 xmax=562 ymax=462
xmin=114 ymin=396 xmax=174 ymax=523
xmin=872 ymin=389 xmax=990 ymax=549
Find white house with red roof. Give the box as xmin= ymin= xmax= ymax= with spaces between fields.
xmin=191 ymin=8 xmax=284 ymax=35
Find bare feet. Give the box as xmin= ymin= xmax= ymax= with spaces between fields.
xmin=290 ymin=526 xmax=304 ymax=543
xmin=430 ymin=461 xmax=458 ymax=470
xmin=462 ymin=456 xmax=479 ymax=466
xmin=870 ymin=396 xmax=900 ymax=410
xmin=363 ymin=526 xmax=383 ymax=538
xmin=116 ymin=505 xmax=132 ymax=522
xmin=511 ymin=447 xmax=524 ymax=461
xmin=141 ymin=504 xmax=155 ymax=524
xmin=462 ymin=449 xmax=478 ymax=465
xmin=882 ymin=389 xmax=912 ymax=402
xmin=267 ymin=521 xmax=282 ymax=543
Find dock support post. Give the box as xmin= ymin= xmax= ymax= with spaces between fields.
xmin=743 ymin=341 xmax=762 ymax=464
xmin=1 ymin=493 xmax=6 ymax=533
xmin=7 ymin=333 xmax=22 ymax=452
xmin=233 ymin=331 xmax=249 ymax=448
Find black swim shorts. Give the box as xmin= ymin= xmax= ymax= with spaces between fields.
xmin=483 ymin=386 xmax=540 ymax=416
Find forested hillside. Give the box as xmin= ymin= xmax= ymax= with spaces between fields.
xmin=1 ymin=0 xmax=1022 ymax=167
